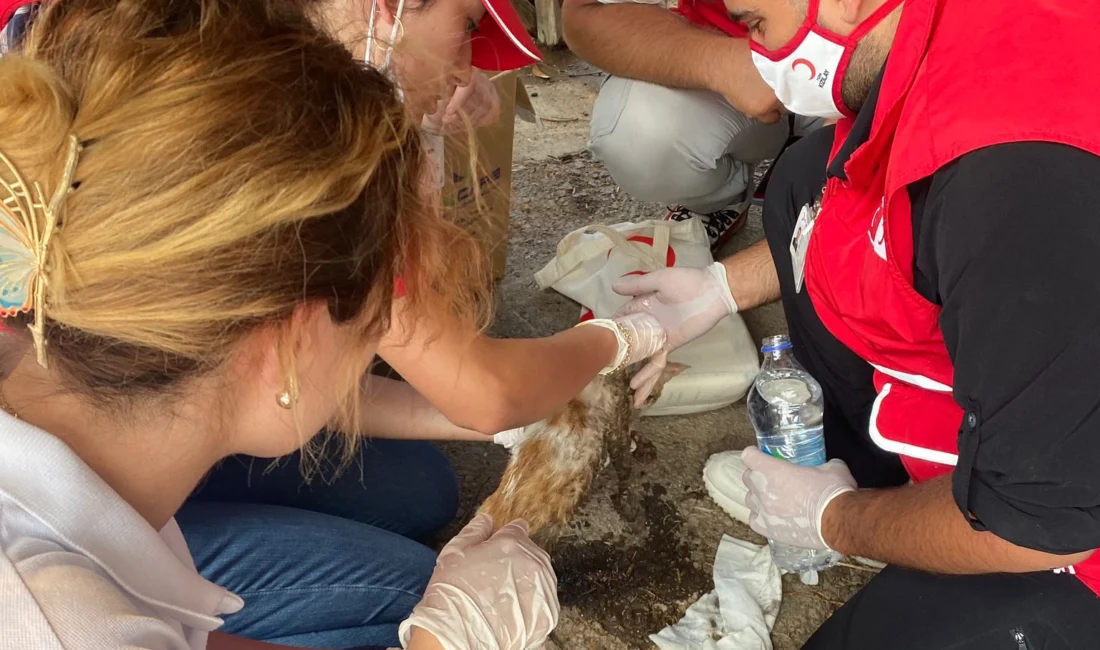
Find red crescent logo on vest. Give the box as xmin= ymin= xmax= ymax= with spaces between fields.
xmin=867 ymin=199 xmax=887 ymax=261
xmin=791 ymin=58 xmax=816 ymax=80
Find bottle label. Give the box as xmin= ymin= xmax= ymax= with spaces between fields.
xmin=758 ymin=424 xmax=827 ymax=467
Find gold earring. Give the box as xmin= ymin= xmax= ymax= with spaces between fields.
xmin=275 ymin=375 xmax=299 ymax=410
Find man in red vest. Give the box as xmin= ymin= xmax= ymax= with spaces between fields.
xmin=617 ymin=0 xmax=1100 ymax=645
xmin=562 ymin=0 xmax=822 ymax=251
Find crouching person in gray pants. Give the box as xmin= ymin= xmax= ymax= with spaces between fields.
xmin=563 ymin=0 xmax=819 ymax=250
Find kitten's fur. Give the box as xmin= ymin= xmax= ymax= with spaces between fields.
xmin=479 ymin=363 xmax=687 ymax=546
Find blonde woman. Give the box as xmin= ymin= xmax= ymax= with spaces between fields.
xmin=0 ymin=1 xmax=666 ymax=647
xmin=308 ymin=0 xmax=668 ymax=433
xmin=180 ymin=2 xmax=665 ymax=646
xmin=3 ymin=2 xmax=666 ymax=648
xmin=0 ymin=2 xmax=559 ymax=650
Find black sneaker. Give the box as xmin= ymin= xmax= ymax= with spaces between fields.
xmin=664 ymin=204 xmax=748 ymax=252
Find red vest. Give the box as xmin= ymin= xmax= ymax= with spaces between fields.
xmin=805 ymin=0 xmax=1100 ymax=593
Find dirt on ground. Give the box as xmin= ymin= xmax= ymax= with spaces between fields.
xmin=438 ymin=53 xmax=873 ymax=650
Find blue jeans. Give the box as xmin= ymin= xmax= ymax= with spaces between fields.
xmin=177 ymin=440 xmax=458 ymax=649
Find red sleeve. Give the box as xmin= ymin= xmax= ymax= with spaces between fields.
xmin=394 ymin=275 xmax=406 ymax=298
xmin=672 ymin=0 xmax=749 ymax=38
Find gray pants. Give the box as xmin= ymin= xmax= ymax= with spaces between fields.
xmin=589 ymin=76 xmax=795 ymax=214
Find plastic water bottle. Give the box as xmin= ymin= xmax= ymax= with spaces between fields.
xmin=747 ymin=334 xmax=841 ymax=575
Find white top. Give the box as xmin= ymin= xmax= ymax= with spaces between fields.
xmin=0 ymin=411 xmax=243 ymax=650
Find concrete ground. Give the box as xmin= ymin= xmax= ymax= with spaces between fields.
xmin=439 ymin=52 xmax=874 ymax=649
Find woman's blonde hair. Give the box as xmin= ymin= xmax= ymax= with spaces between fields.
xmin=0 ymin=0 xmax=488 ymax=414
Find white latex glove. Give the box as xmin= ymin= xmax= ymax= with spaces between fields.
xmin=575 ymin=312 xmax=667 ymax=376
xmin=741 ymin=447 xmax=857 ymax=551
xmin=398 ymin=514 xmax=559 ymax=650
xmin=614 ymin=262 xmax=737 ymax=403
xmin=431 ymin=69 xmax=502 ymax=133
xmin=628 ymin=348 xmax=669 ymax=408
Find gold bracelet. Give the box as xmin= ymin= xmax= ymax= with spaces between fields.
xmin=609 ymin=320 xmax=633 ymax=375
xmin=575 ymin=318 xmax=631 ymax=375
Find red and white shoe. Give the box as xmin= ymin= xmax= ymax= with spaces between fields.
xmin=664 ymin=203 xmax=748 ymax=252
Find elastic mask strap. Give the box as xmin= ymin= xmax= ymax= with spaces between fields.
xmin=847 ymin=0 xmax=905 ymax=42
xmin=364 ymin=0 xmax=406 ymax=71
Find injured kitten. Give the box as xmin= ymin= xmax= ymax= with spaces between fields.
xmin=479 ymin=362 xmax=687 ymax=546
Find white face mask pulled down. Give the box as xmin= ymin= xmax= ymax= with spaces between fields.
xmin=749 ymin=0 xmax=902 ymax=120
xmin=364 ymin=0 xmax=446 ymax=189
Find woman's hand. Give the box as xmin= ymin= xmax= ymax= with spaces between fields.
xmin=399 ymin=514 xmax=559 ymax=650
xmin=575 ymin=312 xmax=668 ymax=375
xmin=433 ymin=69 xmax=502 ymax=133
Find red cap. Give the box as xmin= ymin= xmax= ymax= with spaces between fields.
xmin=0 ymin=0 xmax=34 ymax=29
xmin=471 ymin=0 xmax=542 ymax=71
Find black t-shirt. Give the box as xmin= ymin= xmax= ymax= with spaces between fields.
xmin=830 ymin=71 xmax=1100 ymax=555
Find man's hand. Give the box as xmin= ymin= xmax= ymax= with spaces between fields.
xmin=741 ymin=446 xmax=857 ymax=550
xmin=614 ymin=262 xmax=736 ymax=404
xmin=705 ymin=40 xmax=782 ymax=124
xmin=432 ymin=70 xmax=501 ymax=133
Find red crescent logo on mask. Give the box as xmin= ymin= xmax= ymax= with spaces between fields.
xmin=791 ymin=58 xmax=816 ymax=80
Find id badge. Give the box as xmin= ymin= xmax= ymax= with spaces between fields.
xmin=790 ymin=201 xmax=820 ymax=294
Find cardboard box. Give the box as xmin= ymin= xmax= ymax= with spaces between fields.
xmin=442 ymin=70 xmax=536 ymax=280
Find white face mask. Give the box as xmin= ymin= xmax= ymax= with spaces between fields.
xmin=749 ymin=0 xmax=902 ymax=119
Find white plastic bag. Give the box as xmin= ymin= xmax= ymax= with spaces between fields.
xmin=535 ymin=218 xmax=759 ymax=416
xmin=650 ymin=535 xmax=781 ymax=650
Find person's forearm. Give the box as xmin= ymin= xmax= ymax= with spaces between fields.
xmin=822 ymin=476 xmax=1093 ymax=573
xmin=424 ymin=327 xmax=617 ymax=431
xmin=407 ymin=627 xmax=445 ymax=650
xmin=380 ymin=304 xmax=619 ymax=433
xmin=721 ymin=239 xmax=780 ymax=310
xmin=359 ymin=375 xmax=491 ymax=442
xmin=563 ymin=1 xmax=736 ymax=92
xmin=208 ymin=632 xmax=308 ymax=650
xmin=472 ymin=327 xmax=618 ymax=427
xmin=210 ymin=627 xmax=439 ymax=650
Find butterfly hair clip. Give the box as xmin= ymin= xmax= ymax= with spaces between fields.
xmin=0 ymin=134 xmax=81 ymax=368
